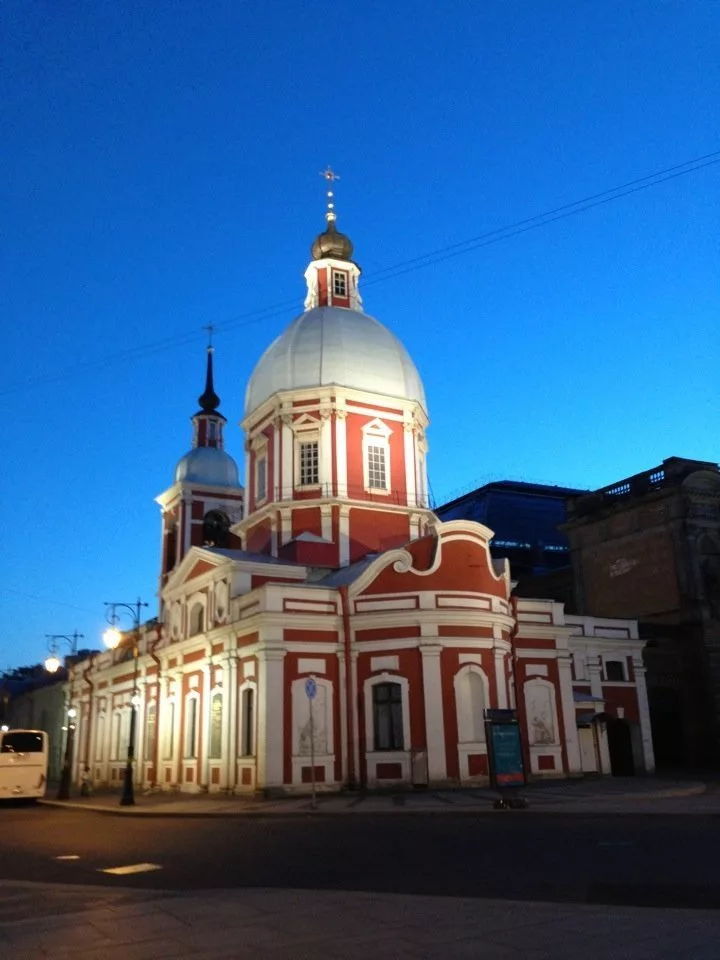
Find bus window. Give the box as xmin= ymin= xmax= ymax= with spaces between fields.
xmin=1 ymin=732 xmax=45 ymax=753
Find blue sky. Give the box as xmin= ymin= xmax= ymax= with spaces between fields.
xmin=1 ymin=0 xmax=718 ymax=669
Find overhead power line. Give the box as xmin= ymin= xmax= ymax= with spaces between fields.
xmin=1 ymin=149 xmax=718 ymax=399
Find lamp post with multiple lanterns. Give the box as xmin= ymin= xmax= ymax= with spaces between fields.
xmin=44 ymin=631 xmax=84 ymax=800
xmin=103 ymin=599 xmax=148 ymax=806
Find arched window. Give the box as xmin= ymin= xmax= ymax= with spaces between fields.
xmin=455 ymin=667 xmax=487 ymax=744
xmin=164 ymin=521 xmax=178 ymax=574
xmin=189 ymin=602 xmax=204 ymax=636
xmin=240 ymin=687 xmax=255 ymax=757
xmin=203 ymin=510 xmax=230 ymax=547
xmin=372 ymin=682 xmax=404 ymax=751
xmin=362 ymin=419 xmax=392 ymax=493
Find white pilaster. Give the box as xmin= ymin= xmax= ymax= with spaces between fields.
xmin=280 ymin=509 xmax=292 ymax=547
xmin=420 ymin=644 xmax=447 ymax=782
xmin=587 ymin=658 xmax=603 ymax=699
xmin=403 ymin=423 xmax=417 ymax=507
xmin=319 ymin=411 xmax=332 ymax=495
xmin=557 ymin=654 xmax=582 ymax=774
xmin=225 ymin=654 xmax=239 ymax=789
xmin=321 ymin=505 xmax=332 ymax=542
xmin=257 ymin=648 xmax=286 ymax=789
xmin=632 ymin=658 xmax=656 ymax=773
xmin=339 ymin=506 xmax=350 ymax=567
xmin=200 ymin=662 xmax=211 ymax=788
xmin=281 ymin=416 xmax=293 ymax=500
xmin=335 ymin=411 xmax=348 ymax=498
xmin=494 ymin=651 xmax=508 ymax=708
xmin=273 ymin=418 xmax=280 ymax=502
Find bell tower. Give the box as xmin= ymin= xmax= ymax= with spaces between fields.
xmin=156 ymin=342 xmax=244 ymax=596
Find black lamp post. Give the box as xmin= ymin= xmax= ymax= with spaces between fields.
xmin=103 ymin=599 xmax=148 ymax=807
xmin=44 ymin=631 xmax=84 ymax=800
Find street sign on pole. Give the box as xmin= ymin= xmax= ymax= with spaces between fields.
xmin=306 ymin=676 xmax=317 ymax=809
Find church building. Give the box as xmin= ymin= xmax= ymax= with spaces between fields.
xmin=66 ymin=192 xmax=655 ymax=793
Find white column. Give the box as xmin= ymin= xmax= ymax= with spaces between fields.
xmin=494 ymin=651 xmax=508 ymax=708
xmin=319 ymin=410 xmax=332 ymax=495
xmin=281 ymin=416 xmax=293 ymax=500
xmin=588 ymin=657 xmax=603 ymax=699
xmin=257 ymin=648 xmax=286 ymax=789
xmin=321 ymin=505 xmax=332 ymax=542
xmin=200 ymin=662 xmax=212 ymax=789
xmin=338 ymin=651 xmax=348 ymax=783
xmin=403 ymin=423 xmax=417 ymax=507
xmin=224 ymin=654 xmax=238 ymax=789
xmin=420 ymin=645 xmax=447 ymax=783
xmin=134 ymin=680 xmax=146 ymax=786
xmin=280 ymin=509 xmax=292 ymax=546
xmin=557 ymin=654 xmax=582 ymax=774
xmin=632 ymin=658 xmax=656 ymax=773
xmin=335 ymin=411 xmax=348 ymax=497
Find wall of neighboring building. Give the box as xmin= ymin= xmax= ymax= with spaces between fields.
xmin=5 ymin=681 xmax=67 ymax=782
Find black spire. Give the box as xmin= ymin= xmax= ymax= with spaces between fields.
xmin=197 ymin=347 xmax=221 ymax=415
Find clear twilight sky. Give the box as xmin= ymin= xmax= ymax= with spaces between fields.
xmin=1 ymin=1 xmax=718 ymax=670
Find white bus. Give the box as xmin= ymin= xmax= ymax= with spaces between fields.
xmin=0 ymin=729 xmax=49 ymax=801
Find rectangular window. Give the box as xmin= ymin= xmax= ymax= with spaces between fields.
xmin=367 ymin=444 xmax=387 ymax=490
xmin=185 ymin=697 xmax=199 ymax=758
xmin=256 ymin=456 xmax=267 ymax=501
xmin=373 ymin=682 xmax=404 ymax=751
xmin=332 ymin=271 xmax=348 ymax=297
xmin=241 ymin=688 xmax=255 ymax=756
xmin=209 ymin=693 xmax=223 ymax=759
xmin=299 ymin=440 xmax=319 ymax=486
xmin=605 ymin=660 xmax=626 ymax=682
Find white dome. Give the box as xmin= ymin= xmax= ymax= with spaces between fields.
xmin=175 ymin=446 xmax=240 ymax=487
xmin=245 ymin=306 xmax=426 ymax=416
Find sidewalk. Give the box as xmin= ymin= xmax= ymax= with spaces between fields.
xmin=2 ymin=882 xmax=719 ymax=959
xmin=39 ymin=775 xmax=710 ymax=818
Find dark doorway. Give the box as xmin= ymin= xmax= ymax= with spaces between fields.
xmin=607 ymin=717 xmax=635 ymax=776
xmin=648 ymin=687 xmax=686 ymax=768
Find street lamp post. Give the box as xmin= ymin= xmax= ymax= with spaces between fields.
xmin=103 ymin=599 xmax=148 ymax=807
xmin=44 ymin=631 xmax=84 ymax=800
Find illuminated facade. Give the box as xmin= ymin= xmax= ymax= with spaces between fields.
xmin=67 ymin=202 xmax=655 ymax=792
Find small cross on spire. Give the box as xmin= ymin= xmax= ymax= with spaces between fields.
xmin=203 ymin=323 xmax=215 ymax=352
xmin=320 ymin=166 xmax=341 ymax=223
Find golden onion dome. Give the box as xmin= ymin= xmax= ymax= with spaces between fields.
xmin=311 ymin=218 xmax=354 ymax=261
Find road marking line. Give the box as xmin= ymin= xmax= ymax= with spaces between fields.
xmin=54 ymin=855 xmax=81 ymax=860
xmin=100 ymin=862 xmax=163 ymax=876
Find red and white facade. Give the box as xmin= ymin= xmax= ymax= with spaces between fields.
xmin=66 ymin=213 xmax=654 ymax=792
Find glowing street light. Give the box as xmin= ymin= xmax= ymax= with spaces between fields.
xmin=103 ymin=599 xmax=148 ymax=806
xmin=43 ymin=631 xmax=84 ymax=801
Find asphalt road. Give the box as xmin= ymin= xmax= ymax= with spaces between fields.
xmin=2 ymin=804 xmax=720 ymax=910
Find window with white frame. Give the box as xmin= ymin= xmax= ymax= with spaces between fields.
xmin=362 ymin=420 xmax=391 ymax=493
xmin=185 ymin=695 xmax=199 ymax=758
xmin=332 ymin=270 xmax=348 ymax=297
xmin=299 ymin=439 xmax=319 ymax=486
xmin=605 ymin=659 xmax=626 ymax=682
xmin=455 ymin=667 xmax=487 ymax=743
xmin=240 ymin=687 xmax=255 ymax=756
xmin=372 ymin=682 xmax=404 ymax=751
xmin=256 ymin=455 xmax=267 ymax=502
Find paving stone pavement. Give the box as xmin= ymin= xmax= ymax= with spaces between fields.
xmin=38 ymin=776 xmax=710 ymax=818
xmin=1 ymin=884 xmax=719 ymax=959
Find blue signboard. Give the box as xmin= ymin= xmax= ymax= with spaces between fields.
xmin=487 ymin=722 xmax=525 ymax=788
xmin=305 ymin=677 xmax=317 ymax=700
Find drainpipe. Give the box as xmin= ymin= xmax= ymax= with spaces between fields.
xmin=82 ymin=654 xmax=97 ymax=771
xmin=148 ymin=626 xmax=163 ymax=789
xmin=509 ymin=594 xmax=531 ymax=780
xmin=339 ymin=586 xmax=356 ymax=789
